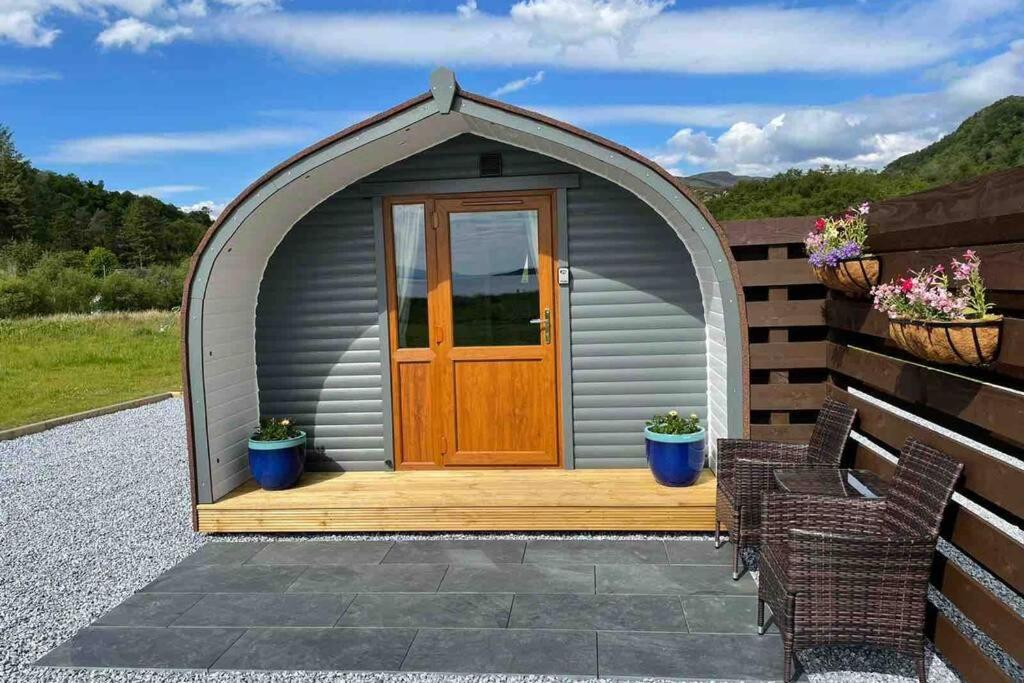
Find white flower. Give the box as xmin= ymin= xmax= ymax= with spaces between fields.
xmin=281 ymin=419 xmax=291 ymax=426
xmin=858 ymin=202 xmax=870 ymax=215
xmin=668 ymin=410 xmax=678 ymax=417
xmin=690 ymin=413 xmax=699 ymax=420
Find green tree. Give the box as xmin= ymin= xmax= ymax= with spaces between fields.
xmin=85 ymin=246 xmax=119 ymax=277
xmin=0 ymin=125 xmax=30 ymax=242
xmin=120 ymin=196 xmax=164 ymax=267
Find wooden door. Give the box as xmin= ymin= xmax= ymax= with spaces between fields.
xmin=384 ymin=192 xmax=560 ymax=468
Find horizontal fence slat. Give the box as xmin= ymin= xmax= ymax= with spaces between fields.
xmin=723 ymin=216 xmax=815 ymax=246
xmin=871 ymin=166 xmax=1024 ymax=235
xmin=750 ymin=383 xmax=826 ymax=410
xmin=870 ymin=212 xmax=1024 ymax=252
xmin=828 ymin=384 xmax=1024 ymax=519
xmin=929 ymin=607 xmax=1014 ymax=683
xmin=875 ymin=242 xmax=1024 ymax=295
xmin=749 ymin=341 xmax=827 ymax=369
xmin=737 ymin=259 xmax=817 ymax=286
xmin=827 ymin=343 xmax=1024 ymax=447
xmin=748 ymin=423 xmax=815 ymax=442
xmin=746 ymin=300 xmax=824 ymax=327
xmin=932 ymin=558 xmax=1024 ymax=665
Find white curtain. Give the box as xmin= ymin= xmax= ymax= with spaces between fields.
xmin=521 ymin=210 xmax=539 ymax=285
xmin=392 ymin=204 xmax=425 ymax=345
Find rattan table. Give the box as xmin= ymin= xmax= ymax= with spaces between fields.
xmin=772 ymin=467 xmax=889 ymax=498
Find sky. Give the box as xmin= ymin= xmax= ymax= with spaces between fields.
xmin=1 ymin=0 xmax=1023 ymax=217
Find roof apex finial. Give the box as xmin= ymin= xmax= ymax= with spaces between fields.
xmin=429 ymin=66 xmax=458 ymax=114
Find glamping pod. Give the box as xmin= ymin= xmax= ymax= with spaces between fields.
xmin=182 ymin=68 xmax=748 ymax=531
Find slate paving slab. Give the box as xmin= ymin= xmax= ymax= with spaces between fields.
xmin=597 ymin=563 xmax=758 ymax=595
xmin=143 ymin=564 xmax=306 ymax=594
xmin=439 ymin=564 xmax=594 ymax=594
xmin=37 ymin=627 xmax=244 ymax=670
xmin=402 ymin=628 xmax=597 ymax=676
xmin=211 ymin=627 xmax=417 ymax=672
xmin=509 ymin=593 xmax=687 ymax=632
xmin=523 ymin=539 xmax=669 ymax=564
xmin=94 ymin=593 xmax=203 ymax=627
xmin=247 ymin=541 xmax=393 ymax=565
xmin=683 ymin=595 xmax=776 ymax=634
xmin=173 ymin=593 xmax=355 ymax=628
xmin=598 ymin=631 xmax=785 ymax=680
xmin=664 ymin=540 xmax=734 ymax=566
xmin=177 ymin=542 xmax=266 ymax=566
xmin=288 ymin=564 xmax=447 ymax=593
xmin=382 ymin=539 xmax=525 ymax=565
xmin=338 ymin=593 xmax=513 ymax=628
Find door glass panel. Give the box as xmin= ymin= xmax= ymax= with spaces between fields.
xmin=449 ymin=210 xmax=540 ymax=346
xmin=391 ymin=204 xmax=429 ymax=348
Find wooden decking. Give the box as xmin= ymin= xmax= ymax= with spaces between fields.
xmin=196 ymin=469 xmax=718 ymax=533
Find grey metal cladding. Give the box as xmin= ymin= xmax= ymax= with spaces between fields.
xmin=567 ymin=174 xmax=707 ymax=468
xmin=255 ymin=194 xmax=388 ymax=471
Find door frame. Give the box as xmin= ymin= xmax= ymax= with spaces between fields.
xmin=381 ymin=189 xmax=564 ymax=470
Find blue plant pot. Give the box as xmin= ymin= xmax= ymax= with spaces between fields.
xmin=644 ymin=426 xmax=706 ymax=487
xmin=248 ymin=431 xmax=306 ymax=491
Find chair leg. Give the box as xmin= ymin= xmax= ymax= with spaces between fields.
xmin=757 ymin=598 xmax=765 ymax=635
xmin=732 ymin=542 xmax=743 ymax=580
xmin=714 ymin=516 xmax=721 ymax=549
xmin=914 ymin=651 xmax=927 ymax=683
xmin=731 ymin=514 xmax=742 ymax=580
xmin=783 ymin=644 xmax=796 ymax=683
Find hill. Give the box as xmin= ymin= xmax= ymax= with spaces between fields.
xmin=705 ymin=96 xmax=1024 ymax=220
xmin=884 ymin=96 xmax=1024 ymax=185
xmin=679 ymin=171 xmax=759 ymax=191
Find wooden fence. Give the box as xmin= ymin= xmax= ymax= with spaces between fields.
xmin=725 ymin=167 xmax=1024 ymax=682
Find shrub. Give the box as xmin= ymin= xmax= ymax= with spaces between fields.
xmin=33 ymin=268 xmax=100 ymax=314
xmin=96 ymin=271 xmax=159 ymax=312
xmin=0 ymin=277 xmax=47 ymax=318
xmin=0 ymin=240 xmax=44 ymax=276
xmin=85 ymin=247 xmax=119 ymax=277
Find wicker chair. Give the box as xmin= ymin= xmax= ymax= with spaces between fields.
xmin=715 ymin=396 xmax=857 ymax=579
xmin=758 ymin=438 xmax=963 ymax=682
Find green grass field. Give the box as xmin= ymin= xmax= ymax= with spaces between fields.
xmin=0 ymin=311 xmax=182 ymax=430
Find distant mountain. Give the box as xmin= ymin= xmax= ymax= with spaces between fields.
xmin=704 ymin=96 xmax=1024 ymax=220
xmin=677 ymin=170 xmax=760 ymax=191
xmin=884 ymin=95 xmax=1024 ymax=185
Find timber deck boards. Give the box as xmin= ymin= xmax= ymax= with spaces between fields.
xmin=196 ymin=469 xmax=718 ymax=533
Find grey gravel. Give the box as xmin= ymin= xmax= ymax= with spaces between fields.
xmin=0 ymin=397 xmax=971 ymax=682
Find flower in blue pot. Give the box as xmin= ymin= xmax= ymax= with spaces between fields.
xmin=248 ymin=417 xmax=306 ymax=490
xmin=644 ymin=411 xmax=706 ymax=487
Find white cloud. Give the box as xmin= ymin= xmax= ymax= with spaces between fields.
xmin=131 ymin=183 xmax=204 ymax=197
xmin=213 ymin=0 xmax=277 ymax=14
xmin=207 ymin=0 xmax=1021 ymax=75
xmin=179 ymin=199 xmax=226 ymax=217
xmin=0 ymin=9 xmax=60 ymax=47
xmin=96 ymin=17 xmax=190 ymax=51
xmin=44 ymin=127 xmax=311 ymax=163
xmin=491 ymin=70 xmax=545 ymax=97
xmin=639 ymin=42 xmax=1024 ymax=175
xmin=0 ymin=66 xmax=60 ymax=84
xmin=509 ymin=0 xmax=671 ymax=52
xmin=456 ymin=0 xmax=478 ymax=19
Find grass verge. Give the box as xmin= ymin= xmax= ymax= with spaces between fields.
xmin=0 ymin=311 xmax=181 ymax=430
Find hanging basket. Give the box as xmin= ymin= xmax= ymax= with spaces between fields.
xmin=888 ymin=316 xmax=1003 ymax=367
xmin=812 ymin=256 xmax=880 ymax=298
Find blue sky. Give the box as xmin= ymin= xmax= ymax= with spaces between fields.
xmin=2 ymin=0 xmax=1023 ymax=216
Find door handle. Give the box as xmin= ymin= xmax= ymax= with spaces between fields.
xmin=529 ymin=308 xmax=552 ymax=344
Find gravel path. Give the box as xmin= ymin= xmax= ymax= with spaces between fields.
xmin=1 ymin=398 xmax=964 ymax=682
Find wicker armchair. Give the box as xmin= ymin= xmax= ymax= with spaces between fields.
xmin=758 ymin=438 xmax=963 ymax=682
xmin=715 ymin=396 xmax=857 ymax=579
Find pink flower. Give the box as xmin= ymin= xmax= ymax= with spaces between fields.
xmin=857 ymin=202 xmax=870 ymax=215
xmin=899 ymin=277 xmax=913 ymax=293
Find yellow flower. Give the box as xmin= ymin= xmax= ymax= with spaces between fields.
xmin=281 ymin=419 xmax=291 ymax=426
xmin=690 ymin=413 xmax=698 ymax=420
xmin=668 ymin=410 xmax=678 ymax=418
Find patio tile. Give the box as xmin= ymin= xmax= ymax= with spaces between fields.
xmin=179 ymin=542 xmax=266 ymax=566
xmin=524 ymin=540 xmax=668 ymax=564
xmin=173 ymin=593 xmax=355 ymax=627
xmin=247 ymin=541 xmax=393 ymax=565
xmin=664 ymin=540 xmax=734 ymax=566
xmin=142 ymin=564 xmax=306 ymax=594
xmin=338 ymin=593 xmax=513 ymax=628
xmin=439 ymin=564 xmax=594 ymax=594
xmin=94 ymin=593 xmax=203 ymax=627
xmin=383 ymin=540 xmax=525 ymax=565
xmin=683 ymin=595 xmax=776 ymax=634
xmin=402 ymin=628 xmax=597 ymax=676
xmin=598 ymin=631 xmax=784 ymax=680
xmin=509 ymin=593 xmax=686 ymax=632
xmin=36 ymin=627 xmax=243 ymax=669
xmin=596 ymin=564 xmax=756 ymax=595
xmin=211 ymin=627 xmax=417 ymax=672
xmin=288 ymin=564 xmax=447 ymax=593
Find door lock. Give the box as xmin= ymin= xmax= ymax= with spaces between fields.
xmin=529 ymin=308 xmax=552 ymax=344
